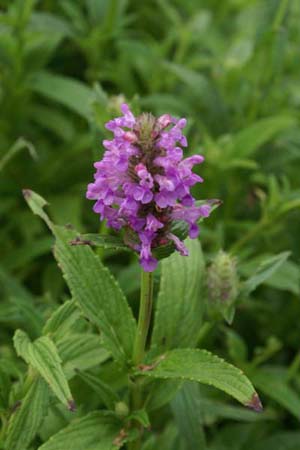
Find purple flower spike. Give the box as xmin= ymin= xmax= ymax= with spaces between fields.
xmin=86 ymin=104 xmax=211 ymax=271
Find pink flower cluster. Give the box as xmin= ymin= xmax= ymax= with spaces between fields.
xmin=86 ymin=104 xmax=210 ymax=271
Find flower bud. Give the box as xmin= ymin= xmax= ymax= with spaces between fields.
xmin=207 ymin=251 xmax=239 ymax=322
xmin=114 ymin=401 xmax=129 ymax=418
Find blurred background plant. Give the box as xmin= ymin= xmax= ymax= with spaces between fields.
xmin=1 ymin=0 xmax=300 ymax=449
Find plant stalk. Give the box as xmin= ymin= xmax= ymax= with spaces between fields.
xmin=133 ymin=270 xmax=154 ymax=366
xmin=129 ymin=270 xmax=154 ymax=450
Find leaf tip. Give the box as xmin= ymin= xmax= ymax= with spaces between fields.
xmin=22 ymin=188 xmax=32 ymax=199
xmin=245 ymin=392 xmax=263 ymax=412
xmin=68 ymin=399 xmax=76 ymax=412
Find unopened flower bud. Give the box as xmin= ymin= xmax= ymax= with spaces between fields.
xmin=124 ymin=131 xmax=138 ymax=143
xmin=157 ymin=114 xmax=172 ymax=129
xmin=115 ymin=401 xmax=129 ymax=418
xmin=207 ymin=251 xmax=239 ymax=307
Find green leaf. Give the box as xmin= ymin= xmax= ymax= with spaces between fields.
xmin=5 ymin=377 xmax=49 ymax=450
xmin=23 ymin=190 xmax=137 ymax=365
xmin=253 ymin=432 xmax=300 ymax=450
xmin=151 ymin=239 xmax=205 ymax=353
xmin=224 ymin=115 xmax=297 ymax=159
xmin=252 ymin=368 xmax=300 ymax=419
xmin=265 ymin=260 xmax=300 ymax=295
xmin=242 ymin=251 xmax=291 ymax=296
xmin=38 ymin=411 xmax=125 ymax=450
xmin=127 ymin=410 xmax=150 ymax=428
xmin=69 ymin=234 xmax=130 ymax=252
xmin=53 ymin=225 xmax=136 ymax=364
xmin=56 ymin=334 xmax=109 ymax=378
xmin=171 ymin=382 xmax=207 ymax=450
xmin=76 ymin=371 xmax=119 ymax=410
xmin=28 ymin=71 xmax=95 ymax=119
xmin=137 ymin=349 xmax=262 ymax=410
xmin=145 ymin=379 xmax=182 ymax=412
xmin=43 ymin=300 xmax=81 ymax=340
xmin=13 ymin=330 xmax=74 ymax=410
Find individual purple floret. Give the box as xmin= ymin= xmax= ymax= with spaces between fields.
xmin=86 ymin=104 xmax=211 ymax=271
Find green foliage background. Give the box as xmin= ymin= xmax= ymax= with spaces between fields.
xmin=1 ymin=0 xmax=300 ymax=449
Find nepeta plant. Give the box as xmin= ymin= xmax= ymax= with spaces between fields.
xmin=4 ymin=106 xmax=262 ymax=450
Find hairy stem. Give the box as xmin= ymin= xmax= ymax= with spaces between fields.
xmin=129 ymin=270 xmax=154 ymax=450
xmin=133 ymin=270 xmax=154 ymax=366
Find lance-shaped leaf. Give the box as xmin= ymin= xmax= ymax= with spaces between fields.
xmin=171 ymin=382 xmax=206 ymax=450
xmin=23 ymin=189 xmax=136 ymax=364
xmin=151 ymin=239 xmax=204 ymax=353
xmin=76 ymin=370 xmax=119 ymax=410
xmin=136 ymin=349 xmax=262 ymax=411
xmin=242 ymin=252 xmax=290 ymax=296
xmin=13 ymin=330 xmax=74 ymax=410
xmin=43 ymin=299 xmax=81 ymax=339
xmin=56 ymin=334 xmax=109 ymax=378
xmin=5 ymin=376 xmax=49 ymax=450
xmin=252 ymin=368 xmax=300 ymax=419
xmin=38 ymin=411 xmax=130 ymax=450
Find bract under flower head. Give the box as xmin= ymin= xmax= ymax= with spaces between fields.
xmin=86 ymin=104 xmax=211 ymax=271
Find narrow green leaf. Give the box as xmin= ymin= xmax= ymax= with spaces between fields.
xmin=252 ymin=369 xmax=300 ymax=419
xmin=76 ymin=371 xmax=119 ymax=410
xmin=253 ymin=432 xmax=300 ymax=450
xmin=171 ymin=382 xmax=207 ymax=450
xmin=137 ymin=349 xmax=262 ymax=410
xmin=5 ymin=377 xmax=49 ymax=450
xmin=28 ymin=71 xmax=95 ymax=119
xmin=128 ymin=410 xmax=150 ymax=428
xmin=56 ymin=334 xmax=109 ymax=378
xmin=152 ymin=239 xmax=204 ymax=353
xmin=145 ymin=379 xmax=182 ymax=412
xmin=243 ymin=252 xmax=290 ymax=295
xmin=224 ymin=115 xmax=297 ymax=159
xmin=43 ymin=300 xmax=81 ymax=339
xmin=13 ymin=330 xmax=74 ymax=410
xmin=38 ymin=411 xmax=124 ymax=450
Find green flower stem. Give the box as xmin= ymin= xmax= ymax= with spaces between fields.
xmin=133 ymin=270 xmax=154 ymax=366
xmin=129 ymin=270 xmax=154 ymax=450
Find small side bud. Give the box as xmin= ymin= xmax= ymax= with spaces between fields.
xmin=114 ymin=401 xmax=129 ymax=418
xmin=207 ymin=251 xmax=239 ymax=323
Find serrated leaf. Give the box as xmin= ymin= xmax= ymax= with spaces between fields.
xmin=53 ymin=225 xmax=136 ymax=364
xmin=137 ymin=349 xmax=262 ymax=410
xmin=56 ymin=334 xmax=109 ymax=378
xmin=23 ymin=190 xmax=137 ymax=365
xmin=13 ymin=330 xmax=74 ymax=410
xmin=43 ymin=300 xmax=81 ymax=339
xmin=171 ymin=382 xmax=207 ymax=450
xmin=151 ymin=239 xmax=204 ymax=353
xmin=5 ymin=377 xmax=49 ymax=450
xmin=76 ymin=371 xmax=119 ymax=410
xmin=38 ymin=411 xmax=124 ymax=450
xmin=243 ymin=251 xmax=290 ymax=295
